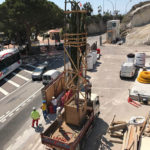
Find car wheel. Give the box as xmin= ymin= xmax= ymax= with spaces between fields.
xmin=32 ymin=78 xmax=35 ymax=81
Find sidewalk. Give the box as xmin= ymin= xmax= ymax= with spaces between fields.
xmin=6 ymin=109 xmax=56 ymax=150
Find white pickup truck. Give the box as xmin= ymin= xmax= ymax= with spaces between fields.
xmin=129 ymin=67 xmax=150 ymax=104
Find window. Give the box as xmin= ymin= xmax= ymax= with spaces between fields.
xmin=0 ymin=52 xmax=20 ymax=71
xmin=112 ymin=22 xmax=116 ymax=27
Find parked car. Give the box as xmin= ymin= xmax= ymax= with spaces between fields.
xmin=32 ymin=64 xmax=47 ymax=81
xmin=42 ymin=69 xmax=61 ymax=85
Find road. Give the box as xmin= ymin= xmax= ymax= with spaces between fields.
xmin=0 ymin=50 xmax=64 ymax=149
xmin=1 ymin=36 xmax=150 ymax=150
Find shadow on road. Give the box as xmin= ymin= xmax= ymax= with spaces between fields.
xmin=35 ymin=124 xmax=44 ymax=133
xmin=84 ymin=117 xmax=113 ymax=150
xmin=88 ymin=61 xmax=102 ymax=73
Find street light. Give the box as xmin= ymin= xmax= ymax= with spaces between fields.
xmin=107 ymin=0 xmax=115 ymax=15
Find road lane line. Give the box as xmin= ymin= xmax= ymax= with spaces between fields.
xmin=16 ymin=107 xmax=20 ymax=112
xmin=4 ymin=78 xmax=20 ymax=87
xmin=0 ymin=115 xmax=5 ymax=119
xmin=6 ymin=111 xmax=10 ymax=114
xmin=0 ymin=79 xmax=31 ymax=102
xmin=8 ymin=113 xmax=14 ymax=117
xmin=0 ymin=87 xmax=9 ymax=95
xmin=19 ymin=67 xmax=33 ymax=74
xmin=0 ymin=118 xmax=6 ymax=123
xmin=26 ymin=64 xmax=36 ymax=69
xmin=0 ymin=86 xmax=44 ymax=122
xmin=12 ymin=72 xmax=29 ymax=81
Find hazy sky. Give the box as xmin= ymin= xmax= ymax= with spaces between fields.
xmin=0 ymin=0 xmax=148 ymax=14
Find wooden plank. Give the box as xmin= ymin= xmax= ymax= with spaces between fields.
xmin=133 ymin=133 xmax=138 ymax=150
xmin=109 ymin=123 xmax=128 ymax=131
xmin=122 ymin=131 xmax=127 ymax=150
xmin=125 ymin=126 xmax=132 ymax=150
xmin=127 ymin=126 xmax=136 ymax=150
xmin=140 ymin=112 xmax=150 ymax=137
xmin=112 ymin=121 xmax=127 ymax=125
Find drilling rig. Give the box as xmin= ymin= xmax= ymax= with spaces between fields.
xmin=40 ymin=1 xmax=100 ymax=149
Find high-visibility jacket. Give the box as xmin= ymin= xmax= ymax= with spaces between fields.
xmin=31 ymin=110 xmax=40 ymax=120
xmin=41 ymin=103 xmax=47 ymax=111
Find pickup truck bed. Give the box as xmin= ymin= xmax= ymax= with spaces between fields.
xmin=41 ymin=110 xmax=94 ymax=150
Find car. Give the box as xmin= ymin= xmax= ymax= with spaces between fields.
xmin=32 ymin=64 xmax=47 ymax=81
xmin=42 ymin=69 xmax=61 ymax=85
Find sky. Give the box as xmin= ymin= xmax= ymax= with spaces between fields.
xmin=0 ymin=0 xmax=149 ymax=14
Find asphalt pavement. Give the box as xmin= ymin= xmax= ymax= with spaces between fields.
xmin=0 ymin=50 xmax=64 ymax=149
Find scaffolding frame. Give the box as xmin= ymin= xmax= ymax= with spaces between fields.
xmin=64 ymin=0 xmax=87 ymax=104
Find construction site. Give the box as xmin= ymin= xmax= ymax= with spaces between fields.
xmin=1 ymin=0 xmax=150 ymax=150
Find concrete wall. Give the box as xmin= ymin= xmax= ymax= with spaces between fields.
xmin=87 ymin=21 xmax=106 ymax=35
xmin=129 ymin=3 xmax=150 ymax=27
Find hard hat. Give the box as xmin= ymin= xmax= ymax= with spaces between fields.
xmin=52 ymin=96 xmax=55 ymax=99
xmin=32 ymin=107 xmax=36 ymax=111
xmin=42 ymin=100 xmax=46 ymax=103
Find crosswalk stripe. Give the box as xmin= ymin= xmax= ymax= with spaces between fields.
xmin=19 ymin=67 xmax=33 ymax=74
xmin=12 ymin=72 xmax=29 ymax=81
xmin=0 ymin=87 xmax=9 ymax=95
xmin=4 ymin=78 xmax=20 ymax=87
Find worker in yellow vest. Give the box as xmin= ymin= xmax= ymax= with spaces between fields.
xmin=41 ymin=100 xmax=48 ymax=121
xmin=31 ymin=107 xmax=40 ymax=127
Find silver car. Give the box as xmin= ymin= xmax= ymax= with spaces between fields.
xmin=32 ymin=65 xmax=47 ymax=81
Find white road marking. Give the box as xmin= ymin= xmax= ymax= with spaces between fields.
xmin=26 ymin=64 xmax=36 ymax=69
xmin=21 ymin=102 xmax=26 ymax=106
xmin=0 ymin=87 xmax=9 ymax=95
xmin=0 ymin=115 xmax=5 ymax=119
xmin=0 ymin=79 xmax=31 ymax=102
xmin=8 ymin=113 xmax=14 ymax=117
xmin=0 ymin=86 xmax=44 ymax=123
xmin=15 ymin=107 xmax=20 ymax=112
xmin=12 ymin=72 xmax=29 ymax=81
xmin=27 ymin=98 xmax=31 ymax=102
xmin=19 ymin=67 xmax=33 ymax=74
xmin=6 ymin=111 xmax=10 ymax=114
xmin=0 ymin=118 xmax=6 ymax=123
xmin=4 ymin=78 xmax=20 ymax=87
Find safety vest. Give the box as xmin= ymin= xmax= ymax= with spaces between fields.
xmin=41 ymin=104 xmax=47 ymax=111
xmin=31 ymin=110 xmax=40 ymax=120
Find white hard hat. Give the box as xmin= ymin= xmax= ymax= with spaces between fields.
xmin=32 ymin=107 xmax=36 ymax=110
xmin=52 ymin=96 xmax=55 ymax=99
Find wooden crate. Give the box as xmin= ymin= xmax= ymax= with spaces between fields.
xmin=65 ymin=99 xmax=87 ymax=126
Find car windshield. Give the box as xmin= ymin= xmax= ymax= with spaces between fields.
xmin=43 ymin=76 xmax=51 ymax=80
xmin=34 ymin=67 xmax=43 ymax=72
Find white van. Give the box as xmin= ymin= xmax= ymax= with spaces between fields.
xmin=120 ymin=62 xmax=136 ymax=78
xmin=42 ymin=70 xmax=60 ymax=85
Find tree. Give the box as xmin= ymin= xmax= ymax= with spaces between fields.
xmin=0 ymin=0 xmax=64 ymax=54
xmin=82 ymin=2 xmax=93 ymax=16
xmin=98 ymin=5 xmax=102 ymax=16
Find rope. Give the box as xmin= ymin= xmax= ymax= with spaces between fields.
xmin=137 ymin=71 xmax=150 ymax=83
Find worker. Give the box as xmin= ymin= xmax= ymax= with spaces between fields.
xmin=51 ymin=96 xmax=58 ymax=113
xmin=96 ymin=48 xmax=101 ymax=59
xmin=31 ymin=107 xmax=40 ymax=128
xmin=41 ymin=100 xmax=48 ymax=121
xmin=85 ymin=78 xmax=92 ymax=100
xmin=56 ymin=107 xmax=63 ymax=127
